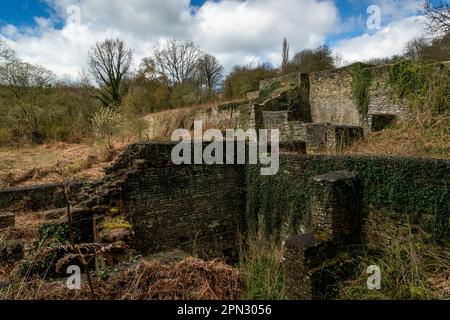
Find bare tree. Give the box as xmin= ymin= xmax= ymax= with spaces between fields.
xmin=0 ymin=55 xmax=55 ymax=142
xmin=424 ymin=0 xmax=450 ymax=34
xmin=282 ymin=38 xmax=290 ymax=73
xmin=0 ymin=42 xmax=15 ymax=63
xmin=152 ymin=39 xmax=202 ymax=86
xmin=88 ymin=38 xmax=133 ymax=107
xmin=196 ymin=53 xmax=224 ymax=93
xmin=403 ymin=36 xmax=429 ymax=61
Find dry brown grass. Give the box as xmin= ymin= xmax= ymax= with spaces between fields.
xmin=346 ymin=111 xmax=450 ymax=159
xmin=1 ymin=257 xmax=242 ymax=300
xmin=0 ymin=141 xmax=128 ymax=188
xmin=143 ymin=98 xmax=247 ymax=141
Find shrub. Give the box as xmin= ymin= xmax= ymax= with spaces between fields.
xmin=92 ymin=108 xmax=124 ymax=150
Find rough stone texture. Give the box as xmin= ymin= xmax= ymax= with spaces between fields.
xmin=366 ymin=65 xmax=410 ymax=130
xmin=183 ymin=102 xmax=256 ymax=132
xmin=247 ymin=91 xmax=260 ymax=100
xmin=306 ymin=123 xmax=364 ymax=154
xmin=309 ymin=65 xmax=411 ymax=130
xmin=80 ymin=142 xmax=246 ymax=259
xmin=259 ymin=72 xmax=302 ymax=91
xmin=310 ymin=171 xmax=361 ymax=243
xmin=284 ymin=233 xmax=346 ymax=300
xmin=309 ymin=67 xmax=361 ymax=126
xmin=77 ymin=143 xmax=449 ymax=262
xmin=125 ymin=165 xmax=244 ymax=258
xmin=246 ymin=154 xmax=450 ymax=251
xmin=0 ymin=239 xmax=24 ymax=262
xmin=362 ymin=210 xmax=421 ymax=250
xmin=0 ymin=212 xmax=15 ymax=229
xmin=0 ymin=181 xmax=85 ymax=212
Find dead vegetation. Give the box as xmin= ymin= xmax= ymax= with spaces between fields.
xmin=1 ymin=257 xmax=242 ymax=300
xmin=0 ymin=142 xmax=127 ymax=188
xmin=346 ymin=111 xmax=450 ymax=159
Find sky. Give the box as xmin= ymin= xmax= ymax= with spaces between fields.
xmin=0 ymin=0 xmax=428 ymax=78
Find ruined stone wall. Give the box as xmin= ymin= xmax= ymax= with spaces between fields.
xmin=309 ymin=65 xmax=412 ymax=130
xmin=305 ymin=124 xmax=364 ymax=154
xmin=143 ymin=102 xmax=256 ymax=140
xmin=368 ymin=65 xmax=410 ymax=119
xmin=245 ymin=155 xmax=450 ymax=251
xmin=88 ymin=142 xmax=246 ymax=259
xmin=124 ymin=164 xmax=245 ymax=258
xmin=0 ymin=181 xmax=85 ymax=211
xmin=309 ymin=67 xmax=361 ymax=126
xmin=182 ymin=102 xmax=256 ymax=131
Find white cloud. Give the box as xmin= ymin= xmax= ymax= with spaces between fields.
xmin=1 ymin=0 xmax=340 ymax=78
xmin=333 ymin=15 xmax=426 ymax=64
xmin=0 ymin=0 xmax=426 ymax=78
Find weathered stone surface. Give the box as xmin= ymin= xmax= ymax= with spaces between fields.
xmin=311 ymin=171 xmax=361 ymax=244
xmin=125 ymin=164 xmax=245 ymax=259
xmin=306 ymin=123 xmax=363 ymax=154
xmin=0 ymin=212 xmax=15 ymax=229
xmin=0 ymin=239 xmax=24 ymax=262
xmin=0 ymin=181 xmax=85 ymax=212
xmin=99 ymin=228 xmax=132 ymax=243
xmin=283 ymin=233 xmax=343 ymax=300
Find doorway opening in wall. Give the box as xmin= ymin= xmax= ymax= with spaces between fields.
xmin=371 ymin=114 xmax=397 ymax=132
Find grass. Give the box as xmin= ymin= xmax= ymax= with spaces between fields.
xmin=338 ymin=229 xmax=450 ymax=300
xmin=238 ymin=232 xmax=286 ymax=300
xmin=0 ymin=141 xmax=128 ymax=188
xmin=346 ymin=111 xmax=450 ymax=159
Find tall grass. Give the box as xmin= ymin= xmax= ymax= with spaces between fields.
xmin=238 ymin=232 xmax=286 ymax=300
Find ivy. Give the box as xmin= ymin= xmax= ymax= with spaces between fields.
xmin=350 ymin=63 xmax=373 ymax=115
xmin=245 ymin=156 xmax=450 ymax=243
xmin=258 ymin=81 xmax=282 ymax=103
xmin=388 ymin=61 xmax=449 ymax=114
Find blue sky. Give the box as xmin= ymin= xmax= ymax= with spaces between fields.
xmin=0 ymin=0 xmax=427 ymax=77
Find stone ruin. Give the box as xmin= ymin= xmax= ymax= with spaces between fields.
xmin=1 ymin=64 xmax=449 ymax=299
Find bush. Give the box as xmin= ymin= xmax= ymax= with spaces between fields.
xmin=0 ymin=127 xmax=13 ymax=145
xmin=92 ymin=108 xmax=124 ymax=150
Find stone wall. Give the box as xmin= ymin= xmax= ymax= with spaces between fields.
xmin=182 ymin=102 xmax=256 ymax=131
xmin=143 ymin=102 xmax=257 ymax=140
xmin=306 ymin=123 xmax=364 ymax=154
xmin=83 ymin=142 xmax=246 ymax=259
xmin=367 ymin=65 xmax=410 ymax=120
xmin=124 ymin=164 xmax=245 ymax=258
xmin=245 ymin=155 xmax=450 ymax=250
xmin=309 ymin=64 xmax=411 ymax=130
xmin=309 ymin=67 xmax=361 ymax=126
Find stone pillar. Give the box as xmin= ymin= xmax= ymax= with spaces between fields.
xmin=283 ymin=233 xmax=335 ymax=300
xmin=310 ymin=171 xmax=361 ymax=244
xmin=0 ymin=212 xmax=15 ymax=230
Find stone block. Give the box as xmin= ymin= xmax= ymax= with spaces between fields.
xmin=310 ymin=171 xmax=362 ymax=244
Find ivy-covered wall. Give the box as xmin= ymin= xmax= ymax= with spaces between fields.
xmin=245 ymin=155 xmax=450 ymax=249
